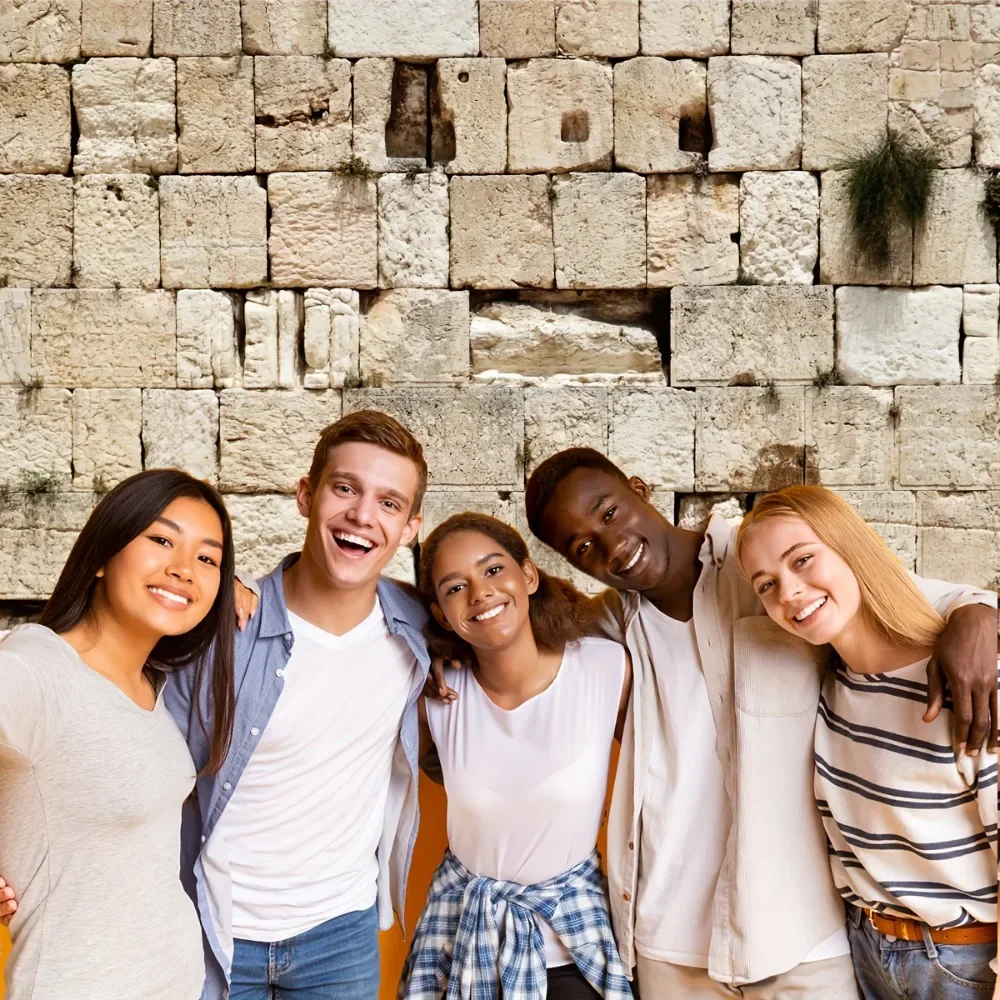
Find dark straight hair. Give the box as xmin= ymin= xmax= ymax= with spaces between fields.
xmin=38 ymin=469 xmax=236 ymax=775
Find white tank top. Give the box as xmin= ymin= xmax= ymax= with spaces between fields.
xmin=426 ymin=636 xmax=626 ymax=966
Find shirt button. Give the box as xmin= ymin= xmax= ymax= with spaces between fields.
xmin=623 ymin=891 xmax=630 ymax=902
xmin=200 ymin=836 xmax=206 ymax=844
xmin=283 ymin=633 xmax=291 ymax=641
xmin=628 ymin=841 xmax=634 ymax=851
xmin=223 ymin=782 xmax=232 ymax=791
xmin=276 ymin=668 xmax=284 ymax=677
xmin=250 ymin=727 xmax=260 ymax=736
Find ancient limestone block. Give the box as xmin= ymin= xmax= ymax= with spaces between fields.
xmin=836 ymin=286 xmax=961 ymax=386
xmin=343 ymin=387 xmax=523 ymax=487
xmin=556 ymin=0 xmax=638 ymax=57
xmin=351 ymin=58 xmax=426 ymax=174
xmin=361 ymin=289 xmax=470 ymax=384
xmin=480 ymin=0 xmax=555 ymax=57
xmin=974 ymin=63 xmax=1000 ymax=168
xmin=73 ymin=175 xmax=160 ymax=289
xmin=254 ymin=56 xmax=351 ymax=172
xmin=72 ymin=58 xmax=177 ymax=174
xmin=377 ymin=172 xmax=450 ymax=288
xmin=963 ymin=336 xmax=999 ymax=385
xmin=507 ymin=59 xmax=614 ymax=173
xmin=0 ymin=0 xmax=80 ymax=61
xmin=833 ymin=489 xmax=917 ymax=569
xmin=0 ymin=387 xmax=72 ymax=492
xmin=972 ymin=5 xmax=1000 ymax=43
xmin=708 ymin=56 xmax=802 ymax=170
xmin=817 ymin=0 xmax=908 ymax=53
xmin=435 ymin=58 xmax=507 ymax=174
xmin=176 ymin=56 xmax=254 ymax=173
xmin=0 ymin=289 xmax=31 ymax=385
xmin=805 ymin=387 xmax=892 ymax=487
xmin=962 ymin=284 xmax=1000 ymax=383
xmin=613 ymin=57 xmax=706 ymax=174
xmin=553 ymin=173 xmax=646 ymax=289
xmin=914 ymin=170 xmax=997 ymax=285
xmin=328 ymin=0 xmax=478 ymax=58
xmin=470 ymin=300 xmax=660 ymax=377
xmin=647 ymin=174 xmax=739 ymax=287
xmin=523 ymin=386 xmax=608 ymax=477
xmin=678 ymin=493 xmax=746 ymax=531
xmin=802 ymin=55 xmax=888 ymax=170
xmin=609 ymin=387 xmax=695 ymax=490
xmin=243 ymin=289 xmax=298 ymax=389
xmin=225 ymin=494 xmax=303 ymax=578
xmin=450 ymin=175 xmax=554 ymax=289
xmin=421 ymin=489 xmax=518 ymax=537
xmin=177 ymin=289 xmax=237 ymax=388
xmin=302 ymin=288 xmax=360 ymax=389
xmin=153 ymin=0 xmax=242 ymax=56
xmin=268 ymin=172 xmax=377 ymax=288
xmin=731 ymin=0 xmax=815 ymax=56
xmin=696 ymin=387 xmax=806 ymax=491
xmin=220 ymin=389 xmax=342 ymax=492
xmin=142 ymin=389 xmax=219 ymax=483
xmin=32 ymin=289 xmax=176 ymax=388
xmin=640 ymin=0 xmax=729 ymax=57
xmin=0 ymin=176 xmax=72 ymax=287
xmin=739 ymin=171 xmax=818 ymax=284
xmin=160 ymin=175 xmax=267 ymax=288
xmin=819 ymin=170 xmax=912 ymax=285
xmin=71 ymin=388 xmax=142 ymax=490
xmin=82 ymin=0 xmax=152 ymax=56
xmin=0 ymin=64 xmax=71 ymax=172
xmin=240 ymin=0 xmax=326 ymax=53
xmin=918 ymin=491 xmax=1000 ymax=589
xmin=672 ymin=286 xmax=834 ymax=386
xmin=888 ymin=95 xmax=973 ymax=171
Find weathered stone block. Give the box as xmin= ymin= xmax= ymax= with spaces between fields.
xmin=708 ymin=56 xmax=802 ymax=170
xmin=672 ymin=286 xmax=834 ymax=386
xmin=914 ymin=169 xmax=997 ymax=285
xmin=73 ymin=175 xmax=160 ymax=289
xmin=243 ymin=290 xmax=284 ymax=389
xmin=962 ymin=284 xmax=1000 ymax=383
xmin=817 ymin=0 xmax=908 ymax=53
xmin=153 ymin=0 xmax=242 ymax=56
xmin=0 ymin=289 xmax=31 ymax=385
xmin=833 ymin=489 xmax=917 ymax=570
xmin=360 ymin=289 xmax=469 ymax=384
xmin=0 ymin=0 xmax=80 ymax=61
xmin=647 ymin=174 xmax=739 ymax=286
xmin=678 ymin=493 xmax=746 ymax=531
xmin=0 ymin=388 xmax=72 ymax=492
xmin=226 ymin=494 xmax=305 ymax=578
xmin=268 ymin=172 xmax=377 ymax=288
xmin=82 ymin=0 xmax=152 ymax=56
xmin=553 ymin=173 xmax=645 ymax=289
xmin=613 ymin=57 xmax=706 ymax=173
xmin=897 ymin=386 xmax=1000 ymax=488
xmin=0 ymin=176 xmax=72 ymax=287
xmin=696 ymin=387 xmax=806 ymax=491
xmin=479 ymin=0 xmax=555 ymax=57
xmin=351 ymin=58 xmax=426 ymax=174
xmin=640 ymin=0 xmax=729 ymax=57
xmin=254 ymin=56 xmax=352 ymax=172
xmin=523 ymin=386 xmax=608 ymax=477
xmin=888 ymin=93 xmax=973 ymax=170
xmin=377 ymin=172 xmax=449 ymax=288
xmin=160 ymin=175 xmax=267 ymax=288
xmin=974 ymin=63 xmax=1000 ymax=168
xmin=420 ymin=489 xmax=517 ymax=537
xmin=32 ymin=289 xmax=176 ymax=388
xmin=470 ymin=300 xmax=660 ymax=377
xmin=0 ymin=64 xmax=71 ymax=172
xmin=731 ymin=0 xmax=815 ymax=56
xmin=343 ymin=387 xmax=523 ymax=487
xmin=302 ymin=288 xmax=360 ymax=389
xmin=802 ymin=54 xmax=888 ymax=170
xmin=739 ymin=171 xmax=818 ymax=284
xmin=805 ymin=386 xmax=892 ymax=487
xmin=177 ymin=56 xmax=254 ymax=173
xmin=177 ymin=289 xmax=238 ymax=388
xmin=507 ymin=59 xmax=613 ymax=173
xmin=963 ymin=336 xmax=999 ymax=385
xmin=972 ymin=5 xmax=1000 ymax=44
xmin=836 ymin=286 xmax=961 ymax=386
xmin=142 ymin=389 xmax=219 ymax=483
xmin=435 ymin=58 xmax=507 ymax=174
xmin=450 ymin=175 xmax=554 ymax=289
xmin=241 ymin=0 xmax=326 ymax=53
xmin=72 ymin=57 xmax=177 ymax=174
xmin=918 ymin=491 xmax=1000 ymax=590
xmin=328 ymin=0 xmax=478 ymax=58
xmin=220 ymin=389 xmax=342 ymax=492
xmin=609 ymin=387 xmax=695 ymax=490
xmin=556 ymin=0 xmax=638 ymax=57
xmin=71 ymin=388 xmax=142 ymax=490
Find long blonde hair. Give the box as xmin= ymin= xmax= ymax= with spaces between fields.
xmin=737 ymin=485 xmax=945 ymax=650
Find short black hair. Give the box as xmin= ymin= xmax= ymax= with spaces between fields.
xmin=525 ymin=447 xmax=629 ymax=540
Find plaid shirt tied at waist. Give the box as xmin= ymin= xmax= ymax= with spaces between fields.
xmin=399 ymin=848 xmax=634 ymax=1000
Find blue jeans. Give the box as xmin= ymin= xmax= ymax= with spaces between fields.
xmin=230 ymin=904 xmax=380 ymax=1000
xmin=848 ymin=906 xmax=996 ymax=1000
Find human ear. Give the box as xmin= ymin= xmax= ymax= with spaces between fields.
xmin=627 ymin=476 xmax=651 ymax=503
xmin=521 ymin=559 xmax=540 ymax=596
xmin=431 ymin=602 xmax=454 ymax=633
xmin=295 ymin=476 xmax=313 ymax=520
xmin=400 ymin=512 xmax=422 ymax=548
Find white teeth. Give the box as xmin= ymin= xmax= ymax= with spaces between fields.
xmin=622 ymin=543 xmax=643 ymax=573
xmin=794 ymin=596 xmax=827 ymax=622
xmin=472 ymin=604 xmax=505 ymax=622
xmin=334 ymin=531 xmax=375 ymax=550
xmin=149 ymin=587 xmax=190 ymax=606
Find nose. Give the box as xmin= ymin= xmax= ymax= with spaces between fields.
xmin=346 ymin=490 xmax=378 ymax=527
xmin=467 ymin=576 xmax=495 ymax=605
xmin=166 ymin=556 xmax=194 ymax=584
xmin=776 ymin=572 xmax=803 ymax=604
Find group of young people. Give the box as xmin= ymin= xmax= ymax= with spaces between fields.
xmin=0 ymin=408 xmax=996 ymax=1000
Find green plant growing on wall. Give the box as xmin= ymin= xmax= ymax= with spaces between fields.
xmin=841 ymin=131 xmax=939 ymax=270
xmin=19 ymin=470 xmax=60 ymax=496
xmin=983 ymin=170 xmax=1000 ymax=240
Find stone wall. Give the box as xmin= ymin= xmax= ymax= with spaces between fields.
xmin=1 ymin=0 xmax=998 ymax=605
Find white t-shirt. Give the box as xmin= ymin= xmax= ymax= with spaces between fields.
xmin=215 ymin=599 xmax=417 ymax=941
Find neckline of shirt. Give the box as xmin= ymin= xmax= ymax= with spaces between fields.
xmin=469 ymin=643 xmax=572 ymax=715
xmin=286 ymin=598 xmax=386 ymax=649
xmin=842 ymin=654 xmax=931 ymax=681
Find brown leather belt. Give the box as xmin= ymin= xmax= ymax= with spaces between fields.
xmin=866 ymin=909 xmax=998 ymax=945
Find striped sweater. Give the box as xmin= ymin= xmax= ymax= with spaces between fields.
xmin=815 ymin=656 xmax=998 ymax=929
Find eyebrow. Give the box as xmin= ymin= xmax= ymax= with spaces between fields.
xmin=436 ymin=552 xmax=506 ymax=588
xmin=749 ymin=541 xmax=810 ymax=582
xmin=154 ymin=516 xmax=224 ymax=550
xmin=329 ymin=470 xmax=411 ymax=508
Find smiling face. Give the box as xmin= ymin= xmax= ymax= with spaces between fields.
xmin=738 ymin=514 xmax=863 ymax=646
xmin=96 ymin=495 xmax=224 ymax=639
xmin=429 ymin=529 xmax=538 ymax=655
xmin=298 ymin=440 xmax=422 ymax=590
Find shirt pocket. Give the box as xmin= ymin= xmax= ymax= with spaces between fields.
xmin=734 ymin=615 xmax=825 ymax=718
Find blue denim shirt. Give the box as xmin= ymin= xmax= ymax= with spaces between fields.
xmin=163 ymin=554 xmax=431 ymax=1000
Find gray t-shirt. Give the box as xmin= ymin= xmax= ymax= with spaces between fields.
xmin=0 ymin=625 xmax=204 ymax=1000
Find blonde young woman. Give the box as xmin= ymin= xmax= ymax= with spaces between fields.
xmin=737 ymin=485 xmax=998 ymax=1000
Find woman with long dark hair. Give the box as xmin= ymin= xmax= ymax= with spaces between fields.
xmin=400 ymin=513 xmax=633 ymax=1000
xmin=0 ymin=469 xmax=236 ymax=1000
